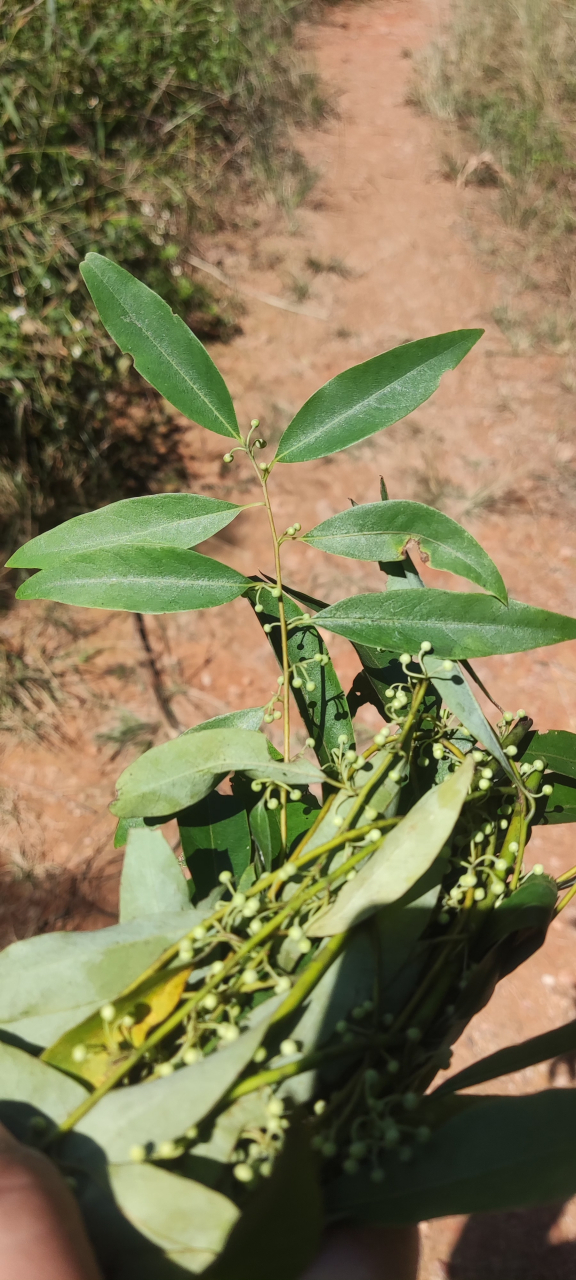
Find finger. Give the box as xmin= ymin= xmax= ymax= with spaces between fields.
xmin=0 ymin=1121 xmax=102 ymax=1280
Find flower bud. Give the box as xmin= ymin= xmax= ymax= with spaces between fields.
xmin=292 ymin=676 xmax=303 ymax=688
xmin=223 ymin=453 xmax=233 ymax=463
xmin=157 ymin=1140 xmax=179 ymax=1159
xmin=267 ymin=796 xmax=279 ymax=810
xmin=255 ymin=603 xmax=264 ymax=613
xmin=531 ymin=759 xmax=545 ymax=772
xmin=130 ymin=1144 xmax=147 ymax=1163
xmin=253 ymin=1046 xmax=267 ymax=1063
xmin=192 ymin=924 xmax=206 ymax=940
xmin=305 ymin=737 xmax=315 ymax=748
xmin=305 ymin=680 xmax=316 ymax=692
xmin=233 ymin=1163 xmax=254 ymax=1183
xmin=442 ymin=660 xmax=454 ymax=671
xmin=268 ymin=1098 xmax=284 ymax=1117
xmin=72 ymin=1044 xmax=88 ymax=1063
xmin=100 ymin=1003 xmax=116 ymax=1023
xmin=251 ymin=780 xmax=263 ymax=792
xmin=263 ymin=623 xmax=272 ymax=634
xmin=293 ymin=522 xmax=301 ymax=531
xmin=314 ymin=1099 xmax=327 ymax=1115
xmin=183 ymin=1047 xmax=201 ymax=1065
xmin=420 ymin=640 xmax=433 ymax=652
xmin=532 ymin=863 xmax=544 ymax=875
xmin=201 ymin=993 xmax=218 ymax=1011
xmin=217 ymin=1023 xmax=240 ymax=1042
xmin=271 ymin=586 xmax=281 ymax=598
xmin=504 ymin=745 xmax=518 ymax=757
xmin=218 ymin=869 xmax=233 ymax=884
xmin=478 ymin=778 xmax=491 ymax=791
xmin=290 ymin=788 xmax=302 ymax=801
xmin=508 ymin=841 xmax=519 ymax=854
xmin=280 ymin=1038 xmax=299 ymax=1057
xmin=542 ymin=784 xmax=553 ymax=796
xmin=405 ymin=1026 xmax=421 ymax=1043
xmin=156 ymin=1062 xmax=174 ymax=1077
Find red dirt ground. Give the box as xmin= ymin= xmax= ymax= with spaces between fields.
xmin=2 ymin=1 xmax=576 ymax=1274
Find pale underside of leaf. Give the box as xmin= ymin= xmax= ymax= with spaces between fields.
xmin=112 ymin=727 xmax=325 ymax=819
xmin=109 ymin=1162 xmax=239 ymax=1271
xmin=77 ymin=998 xmax=282 ymax=1161
xmin=308 ymin=757 xmax=474 ymax=935
xmin=119 ymin=828 xmax=190 ymax=923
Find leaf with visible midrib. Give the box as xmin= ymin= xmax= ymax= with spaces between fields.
xmin=303 ymin=500 xmax=507 ymax=602
xmin=7 ymin=493 xmax=244 ymax=569
xmin=308 ymin=757 xmax=474 ymax=935
xmin=434 ymin=1017 xmax=576 ymax=1096
xmin=314 ymin=589 xmax=576 ymax=659
xmin=276 ymin=329 xmax=483 ymax=463
xmin=112 ymin=727 xmax=326 ymax=819
xmin=523 ymin=729 xmax=576 ymax=778
xmin=80 ymin=254 xmax=240 ymax=438
xmin=327 ymin=1090 xmax=576 ymax=1223
xmin=16 ymin=547 xmax=251 ymax=614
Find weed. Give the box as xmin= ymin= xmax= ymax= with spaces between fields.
xmin=306 ymin=254 xmax=353 ymax=277
xmin=0 ymin=0 xmax=330 ymax=563
xmin=95 ymin=712 xmax=160 ymax=760
xmin=411 ymin=0 xmax=576 ymax=303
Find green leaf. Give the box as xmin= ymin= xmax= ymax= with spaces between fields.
xmin=480 ymin=874 xmax=557 ymax=950
xmin=6 ymin=494 xmax=244 ymax=569
xmin=76 ymin=999 xmax=282 ymax=1162
xmin=179 ymin=793 xmax=251 ymax=900
xmin=42 ymin=965 xmax=192 ymax=1089
xmin=275 ymin=330 xmax=483 ymax=463
xmin=303 ymin=500 xmax=507 ymax=602
xmin=326 ymin=1090 xmax=576 ymax=1223
xmin=184 ymin=707 xmax=264 ymax=735
xmin=247 ymin=583 xmax=354 ymax=767
xmin=435 ymin=1017 xmax=576 ymax=1096
xmin=249 ymin=798 xmax=281 ymax=872
xmin=0 ymin=1041 xmax=88 ymax=1138
xmin=535 ymin=773 xmax=576 ymax=824
xmin=308 ymin=757 xmax=474 ymax=936
xmin=314 ymin=589 xmax=576 ymax=659
xmin=80 ymin=254 xmax=239 ymax=439
xmin=120 ymin=828 xmax=189 ymax=922
xmin=205 ymin=1122 xmax=322 ymax=1280
xmin=115 ymin=817 xmax=147 ymax=849
xmin=523 ymin=729 xmax=576 ymax=778
xmin=112 ymin=728 xmax=326 ymax=820
xmin=16 ymin=547 xmax=251 ymax=614
xmin=422 ymin=654 xmax=515 ymax=780
xmin=109 ymin=1163 xmax=239 ymax=1273
xmin=0 ymin=912 xmax=201 ymax=1049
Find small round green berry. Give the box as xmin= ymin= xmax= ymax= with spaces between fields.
xmin=253 ymin=1046 xmax=267 ymax=1063
xmin=305 ymin=680 xmax=316 ymax=692
xmin=338 ymin=734 xmax=349 ymax=745
xmin=508 ymin=841 xmax=519 ymax=854
xmin=251 ymin=419 xmax=260 ymax=428
xmin=305 ymin=737 xmax=315 ymax=748
xmin=516 ymin=709 xmax=526 ymax=719
xmin=472 ymin=750 xmax=484 ymax=763
xmin=156 ymin=1062 xmax=174 ymax=1077
xmin=399 ymin=652 xmax=411 ymax=664
xmin=298 ymin=938 xmax=312 ymax=954
xmin=183 ymin=1047 xmax=201 ymax=1065
xmin=473 ymin=887 xmax=486 ymax=901
xmin=201 ymin=993 xmax=218 ymax=1012
xmin=405 ymin=1026 xmax=421 ymax=1043
xmin=293 ymin=522 xmax=301 ymax=532
xmin=402 ymin=1092 xmax=419 ymax=1111
xmin=233 ymin=1163 xmax=254 ymax=1183
xmin=254 ymin=602 xmax=264 ymax=613
xmin=420 ymin=640 xmax=432 ymax=653
xmin=72 ymin=1044 xmax=88 ymax=1064
xmin=442 ymin=660 xmax=454 ymax=672
xmin=532 ymin=863 xmax=544 ymax=875
xmin=321 ymin=1140 xmax=337 ymax=1158
xmin=222 ymin=453 xmax=233 ymax=463
xmin=271 ymin=586 xmax=281 ymax=599
xmin=499 ymin=818 xmax=509 ymax=830
xmin=286 ymin=526 xmax=295 ymax=537
xmin=157 ymin=1140 xmax=179 ymax=1159
xmin=192 ymin=924 xmax=206 ymax=940
xmin=251 ymin=780 xmax=263 ymax=792
xmin=130 ymin=1144 xmax=147 ymax=1163
xmin=386 ymin=1059 xmax=400 ymax=1074
xmin=280 ymin=1038 xmax=299 ymax=1057
xmin=273 ymin=709 xmax=282 ymax=720
xmin=504 ymin=745 xmax=518 ymax=757
xmin=263 ymin=623 xmax=272 ymax=634
xmin=292 ymin=676 xmax=303 ymax=688
xmin=185 ymin=1125 xmax=198 ymax=1141
xmin=432 ymin=743 xmax=444 ymax=759
xmin=290 ymin=789 xmax=302 ymax=801
xmin=274 ymin=975 xmax=292 ymax=994
xmin=267 ymin=796 xmax=279 ymax=810
xmin=100 ymin=1003 xmax=116 ymax=1023
xmin=478 ymin=778 xmax=491 ymax=791
xmin=542 ymin=784 xmax=553 ymax=796
xmin=314 ymin=1099 xmax=327 ymax=1115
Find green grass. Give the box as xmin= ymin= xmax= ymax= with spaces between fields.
xmin=0 ymin=0 xmax=329 ymax=568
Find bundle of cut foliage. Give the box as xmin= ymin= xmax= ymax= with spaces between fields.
xmin=6 ymin=256 xmax=576 ymax=1276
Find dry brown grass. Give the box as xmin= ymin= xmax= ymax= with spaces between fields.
xmin=411 ymin=0 xmax=576 ymax=304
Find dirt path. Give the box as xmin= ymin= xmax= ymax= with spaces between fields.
xmin=3 ymin=0 xmax=576 ymax=1272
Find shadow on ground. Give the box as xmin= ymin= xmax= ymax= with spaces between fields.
xmin=448 ymin=1204 xmax=576 ymax=1279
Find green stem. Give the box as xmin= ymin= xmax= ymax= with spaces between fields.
xmin=343 ymin=679 xmax=430 ymax=833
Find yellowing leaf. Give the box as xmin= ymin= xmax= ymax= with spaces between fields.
xmin=41 ymin=964 xmax=191 ymax=1088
